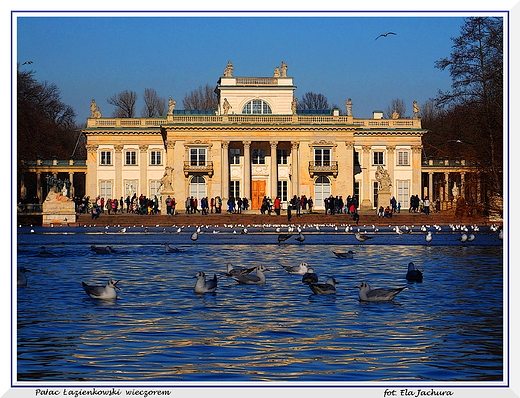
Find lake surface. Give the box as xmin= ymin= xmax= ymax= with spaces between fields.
xmin=15 ymin=223 xmax=504 ymax=383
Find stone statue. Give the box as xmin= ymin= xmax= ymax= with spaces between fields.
xmin=222 ymin=98 xmax=231 ymax=115
xmin=90 ymin=99 xmax=102 ymax=118
xmin=375 ymin=166 xmax=392 ymax=192
xmin=452 ymin=185 xmax=459 ymax=198
xmin=392 ymin=109 xmax=399 ymax=119
xmin=273 ymin=66 xmax=280 ymax=77
xmin=280 ymin=61 xmax=288 ymax=77
xmin=167 ymin=97 xmax=176 ymax=115
xmin=291 ymin=98 xmax=298 ymax=115
xmin=345 ymin=98 xmax=353 ymax=117
xmin=160 ymin=166 xmax=173 ymax=191
xmin=223 ymin=60 xmax=234 ymax=77
xmin=413 ymin=100 xmax=420 ymax=118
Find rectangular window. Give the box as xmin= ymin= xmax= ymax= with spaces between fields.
xmin=100 ymin=180 xmax=112 ymax=198
xmin=100 ymin=151 xmax=112 ymax=165
xmin=150 ymin=151 xmax=162 ymax=165
xmin=314 ymin=148 xmax=331 ymax=166
xmin=373 ymin=151 xmax=384 ymax=165
xmin=190 ymin=148 xmax=206 ymax=166
xmin=125 ymin=151 xmax=137 ymax=165
xmin=277 ymin=180 xmax=288 ymax=201
xmin=230 ymin=148 xmax=241 ymax=165
xmin=229 ymin=181 xmax=240 ymax=198
xmin=277 ymin=149 xmax=288 ymax=165
xmin=397 ymin=180 xmax=410 ymax=208
xmin=252 ymin=148 xmax=266 ymax=164
xmin=150 ymin=180 xmax=161 ymax=200
xmin=397 ymin=151 xmax=410 ymax=166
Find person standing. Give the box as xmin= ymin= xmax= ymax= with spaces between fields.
xmin=423 ymin=196 xmax=431 ymax=216
xmin=165 ymin=195 xmax=173 ymax=215
xmin=274 ymin=196 xmax=281 ymax=215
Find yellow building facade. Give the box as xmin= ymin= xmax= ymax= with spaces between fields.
xmin=82 ymin=62 xmax=426 ymax=211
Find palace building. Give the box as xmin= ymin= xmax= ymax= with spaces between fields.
xmin=82 ymin=61 xmax=427 ymax=211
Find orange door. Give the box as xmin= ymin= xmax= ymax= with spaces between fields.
xmin=251 ymin=180 xmax=266 ymax=210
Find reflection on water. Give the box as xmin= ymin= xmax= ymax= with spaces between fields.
xmin=16 ymin=226 xmax=503 ymax=382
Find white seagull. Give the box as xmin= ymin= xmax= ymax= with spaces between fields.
xmin=355 ymin=232 xmax=373 ymax=242
xmin=355 ymin=281 xmax=407 ymax=302
xmin=190 ymin=231 xmax=199 ymax=241
xmin=425 ymin=231 xmax=433 ymax=243
xmin=281 ymin=262 xmax=310 ymax=275
xmin=82 ymin=279 xmax=121 ymax=299
xmin=309 ymin=278 xmax=339 ymax=295
xmin=224 ymin=263 xmax=256 ymax=277
xmin=295 ymin=232 xmax=305 ymax=244
xmin=193 ymin=271 xmax=218 ymax=293
xmin=233 ymin=265 xmax=270 ymax=285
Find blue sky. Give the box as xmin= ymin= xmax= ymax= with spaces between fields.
xmin=14 ymin=12 xmax=499 ymax=123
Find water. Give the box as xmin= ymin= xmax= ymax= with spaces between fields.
xmin=16 ymin=224 xmax=504 ymax=382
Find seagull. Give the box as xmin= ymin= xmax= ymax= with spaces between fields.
xmin=223 ymin=263 xmax=256 ymax=277
xmin=309 ymin=278 xmax=339 ymax=295
xmin=281 ymin=262 xmax=310 ymax=275
xmin=17 ymin=267 xmax=29 ymax=287
xmin=355 ymin=232 xmax=373 ymax=242
xmin=82 ymin=279 xmax=121 ymax=299
xmin=190 ymin=231 xmax=198 ymax=241
xmin=295 ymin=232 xmax=305 ymax=244
xmin=91 ymin=245 xmax=116 ymax=254
xmin=22 ymin=61 xmax=33 ymax=65
xmin=193 ymin=271 xmax=218 ymax=293
xmin=302 ymin=267 xmax=319 ymax=285
xmin=425 ymin=231 xmax=433 ymax=243
xmin=405 ymin=262 xmax=423 ymax=282
xmin=375 ymin=32 xmax=397 ymax=40
xmin=333 ymin=250 xmax=354 ymax=259
xmin=458 ymin=233 xmax=468 ymax=243
xmin=233 ymin=265 xmax=270 ymax=285
xmin=467 ymin=234 xmax=475 ymax=242
xmin=163 ymin=243 xmax=180 ymax=253
xmin=278 ymin=233 xmax=292 ymax=244
xmin=355 ymin=281 xmax=407 ymax=302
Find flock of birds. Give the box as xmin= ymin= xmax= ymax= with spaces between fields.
xmin=18 ymin=221 xmax=502 ymax=302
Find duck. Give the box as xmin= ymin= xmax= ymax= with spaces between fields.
xmin=405 ymin=262 xmax=423 ymax=282
xmin=309 ymin=277 xmax=339 ymax=295
xmin=281 ymin=262 xmax=310 ymax=275
xmin=301 ymin=267 xmax=319 ymax=285
xmin=90 ymin=245 xmax=116 ymax=254
xmin=193 ymin=271 xmax=218 ymax=293
xmin=17 ymin=267 xmax=29 ymax=287
xmin=82 ymin=279 xmax=121 ymax=299
xmin=333 ymin=250 xmax=354 ymax=259
xmin=355 ymin=281 xmax=407 ymax=302
xmin=233 ymin=265 xmax=269 ymax=285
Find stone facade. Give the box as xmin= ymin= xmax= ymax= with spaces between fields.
xmin=82 ymin=62 xmax=426 ymax=211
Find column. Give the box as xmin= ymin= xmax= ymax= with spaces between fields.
xmin=243 ymin=141 xmax=251 ymax=201
xmin=291 ymin=141 xmax=299 ymax=197
xmin=344 ymin=142 xmax=355 ymax=194
xmin=221 ymin=141 xmax=229 ymax=200
xmin=411 ymin=145 xmax=422 ymax=196
xmin=36 ymin=172 xmax=42 ymax=203
xmin=360 ymin=145 xmax=372 ymax=210
xmin=444 ymin=172 xmax=450 ymax=202
xmin=68 ymin=172 xmax=75 ymax=197
xmin=428 ymin=172 xmax=434 ymax=200
xmin=270 ymin=141 xmax=278 ymax=198
xmin=86 ymin=144 xmax=98 ymax=199
xmin=139 ymin=145 xmax=148 ymax=196
xmin=114 ymin=145 xmax=123 ymax=199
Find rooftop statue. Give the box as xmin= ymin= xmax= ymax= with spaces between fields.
xmin=413 ymin=100 xmax=420 ymax=118
xmin=280 ymin=61 xmax=288 ymax=77
xmin=392 ymin=109 xmax=399 ymax=119
xmin=345 ymin=98 xmax=353 ymax=117
xmin=167 ymin=97 xmax=177 ymax=115
xmin=90 ymin=99 xmax=102 ymax=118
xmin=223 ymin=60 xmax=234 ymax=77
xmin=222 ymin=98 xmax=231 ymax=115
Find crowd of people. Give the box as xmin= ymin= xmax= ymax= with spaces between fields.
xmin=74 ymin=194 xmax=161 ymax=219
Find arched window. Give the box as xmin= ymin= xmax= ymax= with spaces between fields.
xmin=242 ymin=99 xmax=272 ymax=114
xmin=189 ymin=175 xmax=207 ymax=200
xmin=314 ymin=176 xmax=331 ymax=209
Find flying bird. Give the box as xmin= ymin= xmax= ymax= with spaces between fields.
xmin=22 ymin=61 xmax=33 ymax=65
xmin=375 ymin=32 xmax=397 ymax=40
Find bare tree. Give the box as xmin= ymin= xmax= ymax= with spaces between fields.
xmin=182 ymin=84 xmax=218 ymax=110
xmin=385 ymin=98 xmax=406 ymax=118
xmin=297 ymin=92 xmax=330 ymax=110
xmin=107 ymin=90 xmax=137 ymax=118
xmin=141 ymin=88 xmax=166 ymax=117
